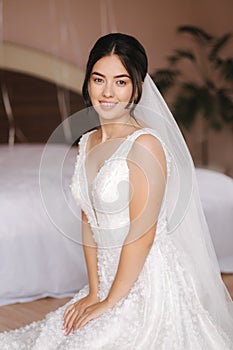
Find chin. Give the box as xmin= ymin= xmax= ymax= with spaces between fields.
xmin=95 ymin=106 xmax=130 ymax=122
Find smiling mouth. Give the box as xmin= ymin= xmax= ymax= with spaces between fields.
xmin=99 ymin=101 xmax=118 ymax=110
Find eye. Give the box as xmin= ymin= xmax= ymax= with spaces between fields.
xmin=116 ymin=80 xmax=127 ymax=86
xmin=93 ymin=77 xmax=104 ymax=84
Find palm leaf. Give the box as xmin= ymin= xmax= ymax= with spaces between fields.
xmin=167 ymin=55 xmax=180 ymax=65
xmin=204 ymin=79 xmax=215 ymax=90
xmin=198 ymin=88 xmax=216 ymax=121
xmin=152 ymin=69 xmax=180 ymax=93
xmin=174 ymin=49 xmax=196 ymax=62
xmin=177 ymin=25 xmax=213 ymax=42
xmin=152 ymin=26 xmax=233 ymax=137
xmin=179 ymin=82 xmax=200 ymax=94
xmin=218 ymin=89 xmax=233 ymax=122
xmin=173 ymin=84 xmax=201 ymax=130
xmin=219 ymin=58 xmax=233 ymax=81
xmin=209 ymin=33 xmax=232 ymax=60
xmin=213 ymin=57 xmax=223 ymax=69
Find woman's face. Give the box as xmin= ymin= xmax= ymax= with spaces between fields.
xmin=88 ymin=54 xmax=134 ymax=122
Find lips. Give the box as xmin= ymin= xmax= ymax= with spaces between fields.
xmin=99 ymin=101 xmax=118 ymax=110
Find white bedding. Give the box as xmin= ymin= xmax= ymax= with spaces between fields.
xmin=195 ymin=168 xmax=233 ymax=273
xmin=0 ymin=144 xmax=87 ymax=306
xmin=0 ymin=145 xmax=232 ymax=307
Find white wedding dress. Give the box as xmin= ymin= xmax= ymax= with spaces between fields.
xmin=0 ymin=127 xmax=232 ymax=349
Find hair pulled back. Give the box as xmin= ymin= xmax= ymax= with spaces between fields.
xmin=82 ymin=33 xmax=148 ymax=110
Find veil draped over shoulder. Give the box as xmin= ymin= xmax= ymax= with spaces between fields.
xmin=135 ymin=74 xmax=233 ymax=340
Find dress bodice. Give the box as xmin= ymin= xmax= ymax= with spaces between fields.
xmin=70 ymin=127 xmax=172 ymax=249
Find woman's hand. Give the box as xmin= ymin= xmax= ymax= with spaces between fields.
xmin=71 ymin=299 xmax=111 ymax=333
xmin=63 ymin=293 xmax=100 ymax=336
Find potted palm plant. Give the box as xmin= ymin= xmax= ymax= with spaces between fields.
xmin=152 ymin=25 xmax=233 ymax=165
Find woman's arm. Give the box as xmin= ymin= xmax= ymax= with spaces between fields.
xmin=63 ymin=141 xmax=99 ymax=335
xmin=63 ymin=211 xmax=99 ymax=335
xmin=105 ymin=134 xmax=167 ymax=307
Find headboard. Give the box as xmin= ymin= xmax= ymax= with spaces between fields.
xmin=0 ymin=69 xmax=85 ymax=144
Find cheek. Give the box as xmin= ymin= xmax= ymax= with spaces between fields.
xmin=88 ymin=83 xmax=99 ymax=101
xmin=118 ymin=86 xmax=132 ymax=100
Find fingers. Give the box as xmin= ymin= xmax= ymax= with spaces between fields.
xmin=65 ymin=308 xmax=84 ymax=336
xmin=63 ymin=306 xmax=76 ymax=329
xmin=63 ymin=302 xmax=102 ymax=336
xmin=65 ymin=309 xmax=77 ymax=334
xmin=63 ymin=304 xmax=74 ymax=319
xmin=63 ymin=304 xmax=74 ymax=320
xmin=74 ymin=311 xmax=91 ymax=330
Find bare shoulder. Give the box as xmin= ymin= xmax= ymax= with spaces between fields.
xmin=76 ymin=128 xmax=99 ymax=155
xmin=132 ymin=132 xmax=165 ymax=159
xmin=85 ymin=128 xmax=100 ymax=152
xmin=129 ymin=132 xmax=167 ymax=176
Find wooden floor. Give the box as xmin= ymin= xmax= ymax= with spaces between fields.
xmin=0 ymin=274 xmax=233 ymax=333
xmin=0 ymin=296 xmax=72 ymax=332
xmin=222 ymin=273 xmax=233 ymax=299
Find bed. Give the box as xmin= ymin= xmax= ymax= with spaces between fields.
xmin=0 ymin=144 xmax=232 ymax=306
xmin=0 ymin=144 xmax=87 ymax=306
xmin=195 ymin=168 xmax=233 ymax=273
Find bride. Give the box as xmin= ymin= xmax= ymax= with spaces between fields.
xmin=0 ymin=33 xmax=233 ymax=349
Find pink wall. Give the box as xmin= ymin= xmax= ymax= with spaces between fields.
xmin=2 ymin=0 xmax=233 ymax=72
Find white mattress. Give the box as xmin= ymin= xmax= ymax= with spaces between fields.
xmin=0 ymin=144 xmax=87 ymax=306
xmin=196 ymin=168 xmax=233 ymax=273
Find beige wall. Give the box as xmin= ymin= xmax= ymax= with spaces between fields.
xmin=1 ymin=0 xmax=233 ymax=175
xmin=2 ymin=0 xmax=233 ymax=72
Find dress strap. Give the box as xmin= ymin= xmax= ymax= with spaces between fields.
xmin=112 ymin=127 xmax=168 ymax=158
xmin=111 ymin=127 xmax=173 ymax=179
xmin=77 ymin=129 xmax=97 ymax=157
xmin=108 ymin=127 xmax=149 ymax=159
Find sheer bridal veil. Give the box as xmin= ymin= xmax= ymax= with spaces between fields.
xmin=135 ymin=73 xmax=233 ymax=341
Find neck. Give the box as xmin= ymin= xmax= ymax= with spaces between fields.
xmin=99 ymin=115 xmax=135 ymax=143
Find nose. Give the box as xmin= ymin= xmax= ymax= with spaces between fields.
xmin=102 ymin=81 xmax=114 ymax=98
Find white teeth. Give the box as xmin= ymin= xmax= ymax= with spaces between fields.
xmin=101 ymin=103 xmax=115 ymax=107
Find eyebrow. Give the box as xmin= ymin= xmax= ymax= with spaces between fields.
xmin=91 ymin=72 xmax=131 ymax=79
